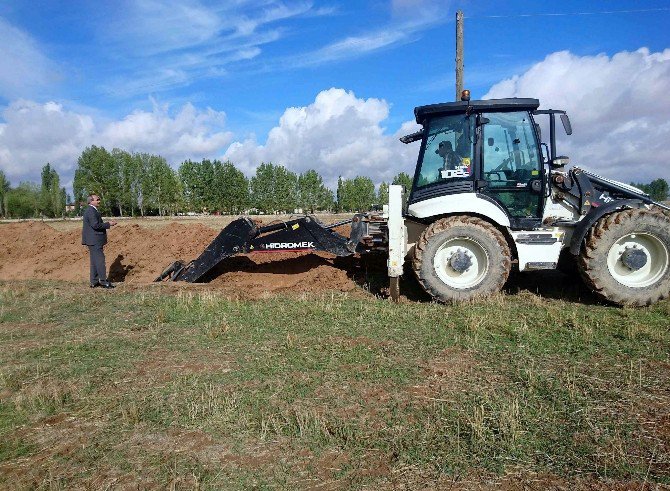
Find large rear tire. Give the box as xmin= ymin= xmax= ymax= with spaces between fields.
xmin=578 ymin=208 xmax=670 ymax=306
xmin=413 ymin=216 xmax=511 ymax=302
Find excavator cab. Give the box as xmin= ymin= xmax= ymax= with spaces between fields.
xmin=406 ymin=98 xmax=548 ymax=230
xmin=397 ymin=95 xmax=670 ymax=306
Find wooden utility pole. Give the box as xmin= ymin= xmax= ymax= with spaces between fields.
xmin=455 ymin=10 xmax=464 ymax=101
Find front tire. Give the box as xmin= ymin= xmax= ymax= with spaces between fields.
xmin=413 ymin=217 xmax=511 ymax=302
xmin=578 ymin=208 xmax=670 ymax=306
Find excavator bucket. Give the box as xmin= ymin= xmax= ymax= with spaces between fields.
xmin=161 ymin=218 xmax=259 ymax=282
xmin=155 ymin=216 xmax=357 ymax=283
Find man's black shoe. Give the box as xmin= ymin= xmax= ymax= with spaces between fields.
xmin=99 ymin=281 xmax=115 ymax=289
xmin=90 ymin=283 xmax=100 ymax=288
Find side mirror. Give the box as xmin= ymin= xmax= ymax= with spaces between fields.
xmin=560 ymin=114 xmax=572 ymax=135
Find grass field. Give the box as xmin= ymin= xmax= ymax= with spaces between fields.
xmin=1 ymin=276 xmax=669 ymax=489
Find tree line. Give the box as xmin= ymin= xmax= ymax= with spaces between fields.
xmin=0 ymin=164 xmax=67 ymax=219
xmin=3 ymin=144 xmax=668 ymax=219
xmin=630 ymin=179 xmax=669 ymax=202
xmin=0 ymin=146 xmax=413 ymax=218
xmin=72 ymin=146 xmax=413 ymax=216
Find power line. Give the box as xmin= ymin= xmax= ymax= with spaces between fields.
xmin=465 ymin=7 xmax=670 ymax=19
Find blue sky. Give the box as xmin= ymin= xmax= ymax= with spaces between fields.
xmin=1 ymin=0 xmax=670 ymax=193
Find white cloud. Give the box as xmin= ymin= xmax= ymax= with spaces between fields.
xmin=392 ymin=0 xmax=452 ymax=17
xmin=0 ymin=99 xmax=232 ymax=189
xmin=484 ymin=48 xmax=670 ymax=184
xmin=100 ymin=99 xmax=232 ymax=161
xmin=111 ymin=0 xmax=225 ymax=55
xmin=223 ymin=88 xmax=420 ymax=187
xmin=0 ymin=100 xmax=94 ymax=182
xmin=0 ymin=89 xmax=420 ymax=194
xmin=290 ymin=3 xmax=450 ymax=68
xmin=296 ymin=29 xmax=412 ymax=66
xmin=0 ymin=17 xmax=60 ymax=100
xmin=101 ymin=0 xmax=320 ymax=95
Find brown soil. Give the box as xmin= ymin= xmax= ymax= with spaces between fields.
xmin=0 ymin=220 xmax=360 ymax=295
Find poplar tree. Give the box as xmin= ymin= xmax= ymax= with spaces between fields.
xmin=179 ymin=159 xmax=207 ymax=212
xmin=631 ymin=178 xmax=669 ymax=202
xmin=337 ymin=176 xmax=375 ymax=212
xmin=392 ymin=172 xmax=413 ymax=208
xmin=298 ymin=169 xmax=333 ymax=213
xmin=377 ymin=181 xmax=389 ymax=206
xmin=39 ymin=163 xmax=65 ymax=217
xmin=392 ymin=172 xmax=413 ymax=192
xmin=112 ymin=149 xmax=141 ymax=216
xmin=336 ymin=176 xmax=343 ymax=212
xmin=143 ymin=155 xmax=181 ymax=215
xmin=0 ymin=170 xmax=10 ymax=217
xmin=73 ymin=146 xmax=117 ymax=215
xmin=213 ymin=161 xmax=250 ymax=214
xmin=251 ymin=162 xmax=298 ymax=213
xmin=6 ymin=182 xmax=39 ymax=218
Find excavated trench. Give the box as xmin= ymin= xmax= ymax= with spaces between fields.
xmin=0 ymin=219 xmax=588 ymax=302
xmin=0 ymin=221 xmax=374 ymax=296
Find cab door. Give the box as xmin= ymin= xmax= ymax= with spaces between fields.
xmin=480 ymin=111 xmax=544 ymax=227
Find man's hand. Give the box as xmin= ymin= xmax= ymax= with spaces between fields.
xmin=109 ymin=221 xmax=118 ymax=227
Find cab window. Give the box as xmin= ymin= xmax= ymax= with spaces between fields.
xmin=415 ymin=114 xmax=474 ymax=188
xmin=482 ymin=111 xmax=542 ymax=217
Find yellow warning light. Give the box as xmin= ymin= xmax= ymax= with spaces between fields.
xmin=461 ymin=89 xmax=471 ymax=101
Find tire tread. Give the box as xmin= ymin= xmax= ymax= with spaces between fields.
xmin=578 ymin=207 xmax=670 ymax=306
xmin=412 ymin=216 xmax=511 ymax=302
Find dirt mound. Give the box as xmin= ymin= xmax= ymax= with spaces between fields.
xmin=207 ymin=253 xmax=356 ymax=293
xmin=0 ymin=221 xmax=360 ymax=294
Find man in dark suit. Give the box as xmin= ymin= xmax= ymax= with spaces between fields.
xmin=82 ymin=194 xmax=117 ymax=289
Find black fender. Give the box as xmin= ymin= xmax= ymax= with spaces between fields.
xmin=569 ymin=199 xmax=646 ymax=255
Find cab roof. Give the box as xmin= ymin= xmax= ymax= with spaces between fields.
xmin=414 ymin=98 xmax=540 ymax=123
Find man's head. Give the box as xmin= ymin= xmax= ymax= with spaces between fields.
xmin=436 ymin=140 xmax=454 ymax=158
xmin=88 ymin=194 xmax=101 ymax=205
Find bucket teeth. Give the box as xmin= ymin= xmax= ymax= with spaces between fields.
xmin=154 ymin=260 xmax=184 ymax=282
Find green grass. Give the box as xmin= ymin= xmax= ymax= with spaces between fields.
xmin=0 ymin=280 xmax=669 ymax=489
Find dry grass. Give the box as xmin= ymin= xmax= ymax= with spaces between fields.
xmin=0 ymin=280 xmax=669 ymax=489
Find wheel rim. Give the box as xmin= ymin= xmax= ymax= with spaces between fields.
xmin=606 ymin=232 xmax=669 ymax=288
xmin=433 ymin=236 xmax=489 ymax=289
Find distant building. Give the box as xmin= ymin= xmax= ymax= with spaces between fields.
xmin=65 ymin=202 xmax=85 ymax=213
